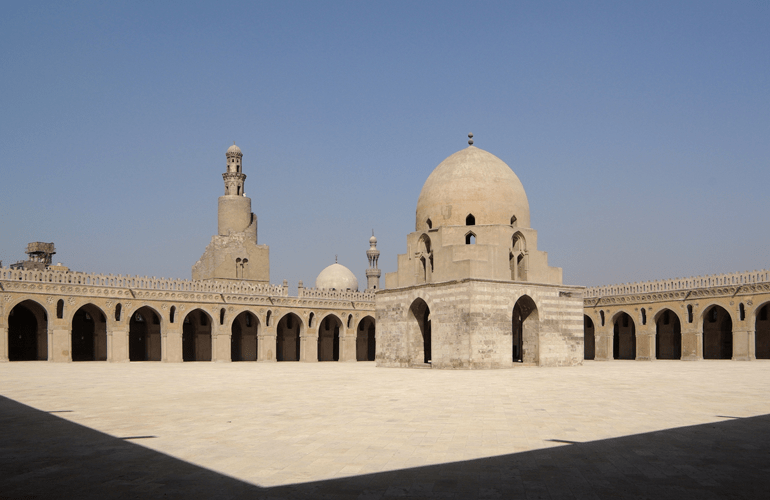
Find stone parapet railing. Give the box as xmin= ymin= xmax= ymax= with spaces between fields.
xmin=0 ymin=267 xmax=287 ymax=296
xmin=584 ymin=269 xmax=770 ymax=299
xmin=298 ymin=286 xmax=375 ymax=302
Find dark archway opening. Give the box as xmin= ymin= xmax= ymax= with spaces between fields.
xmin=655 ymin=309 xmax=681 ymax=360
xmin=756 ymin=303 xmax=770 ymax=359
xmin=129 ymin=307 xmax=161 ymax=361
xmin=182 ymin=309 xmax=212 ymax=362
xmin=583 ymin=315 xmax=595 ymax=360
xmin=318 ymin=315 xmax=341 ymax=361
xmin=72 ymin=304 xmax=107 ymax=361
xmin=231 ymin=311 xmax=258 ymax=361
xmin=8 ymin=300 xmax=48 ymax=361
xmin=356 ymin=316 xmax=376 ymax=361
xmin=513 ymin=295 xmax=539 ymax=364
xmin=277 ymin=313 xmax=301 ymax=361
xmin=613 ymin=312 xmax=636 ymax=360
xmin=409 ymin=299 xmax=431 ymax=364
xmin=703 ymin=305 xmax=732 ymax=359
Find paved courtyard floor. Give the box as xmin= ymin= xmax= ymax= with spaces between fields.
xmin=1 ymin=360 xmax=769 ymax=499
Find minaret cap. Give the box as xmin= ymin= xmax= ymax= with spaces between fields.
xmin=226 ymin=142 xmax=242 ymax=156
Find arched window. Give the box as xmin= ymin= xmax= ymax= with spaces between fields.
xmin=347 ymin=314 xmax=353 ymax=328
xmin=170 ymin=306 xmax=176 ymax=324
xmin=466 ymin=214 xmax=475 ymax=225
xmin=510 ymin=215 xmax=517 ymax=226
xmin=115 ymin=303 xmax=122 ymax=321
xmin=739 ymin=303 xmax=745 ymax=321
xmin=266 ymin=310 xmax=272 ymax=326
xmin=426 ymin=218 xmax=432 ymax=229
xmin=465 ymin=232 xmax=476 ymax=244
xmin=687 ymin=305 xmax=693 ymax=323
xmin=219 ymin=308 xmax=225 ymax=325
xmin=308 ymin=312 xmax=315 ymax=328
xmin=641 ymin=309 xmax=647 ymax=325
xmin=56 ymin=299 xmax=64 ymax=319
xmin=600 ymin=310 xmax=605 ymax=327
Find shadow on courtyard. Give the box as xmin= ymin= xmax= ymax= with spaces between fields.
xmin=1 ymin=395 xmax=769 ymax=499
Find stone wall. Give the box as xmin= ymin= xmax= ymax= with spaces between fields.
xmin=376 ymin=278 xmax=583 ymax=369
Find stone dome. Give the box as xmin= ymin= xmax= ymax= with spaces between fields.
xmin=369 ymin=235 xmax=377 ymax=245
xmin=226 ymin=143 xmax=242 ymax=156
xmin=415 ymin=145 xmax=530 ymax=231
xmin=315 ymin=263 xmax=359 ymax=291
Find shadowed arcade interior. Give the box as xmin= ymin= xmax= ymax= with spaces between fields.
xmin=182 ymin=309 xmax=212 ymax=362
xmin=356 ymin=315 xmax=376 ymax=361
xmin=7 ymin=300 xmax=48 ymax=361
xmin=71 ymin=304 xmax=107 ymax=362
xmin=277 ymin=313 xmax=302 ymax=361
xmin=703 ymin=305 xmax=732 ymax=360
xmin=231 ymin=311 xmax=259 ymax=361
xmin=129 ymin=306 xmax=161 ymax=362
xmin=317 ymin=314 xmax=340 ymax=362
xmin=655 ymin=309 xmax=681 ymax=360
xmin=613 ymin=312 xmax=636 ymax=360
xmin=512 ymin=295 xmax=539 ymax=364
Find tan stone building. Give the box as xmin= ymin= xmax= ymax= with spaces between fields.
xmin=376 ymin=135 xmax=584 ymax=369
xmin=583 ymin=270 xmax=770 ymax=361
xmin=1 ymin=144 xmax=377 ymax=364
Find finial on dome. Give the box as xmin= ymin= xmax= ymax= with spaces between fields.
xmin=335 ymin=254 xmax=338 ymax=263
xmin=468 ymin=132 xmax=474 ymax=146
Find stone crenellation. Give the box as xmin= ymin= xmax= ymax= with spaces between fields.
xmin=298 ymin=286 xmax=375 ymax=301
xmin=0 ymin=267 xmax=287 ymax=296
xmin=584 ymin=269 xmax=770 ymax=299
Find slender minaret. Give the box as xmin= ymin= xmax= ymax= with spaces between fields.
xmin=218 ymin=143 xmax=257 ymax=242
xmin=366 ymin=231 xmax=381 ymax=291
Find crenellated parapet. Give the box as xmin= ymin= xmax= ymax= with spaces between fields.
xmin=298 ymin=286 xmax=375 ymax=302
xmin=0 ymin=267 xmax=285 ymax=296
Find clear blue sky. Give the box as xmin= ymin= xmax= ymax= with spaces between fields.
xmin=1 ymin=1 xmax=768 ymax=289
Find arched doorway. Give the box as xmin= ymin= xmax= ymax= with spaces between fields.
xmin=7 ymin=300 xmax=48 ymax=361
xmin=231 ymin=311 xmax=258 ymax=361
xmin=356 ymin=315 xmax=376 ymax=361
xmin=277 ymin=313 xmax=301 ymax=361
xmin=72 ymin=304 xmax=107 ymax=361
xmin=182 ymin=309 xmax=212 ymax=362
xmin=703 ymin=305 xmax=732 ymax=359
xmin=613 ymin=312 xmax=636 ymax=360
xmin=512 ymin=295 xmax=539 ymax=364
xmin=756 ymin=303 xmax=770 ymax=359
xmin=129 ymin=306 xmax=161 ymax=361
xmin=583 ymin=315 xmax=595 ymax=360
xmin=408 ymin=298 xmax=431 ymax=364
xmin=318 ymin=314 xmax=341 ymax=361
xmin=655 ymin=309 xmax=681 ymax=360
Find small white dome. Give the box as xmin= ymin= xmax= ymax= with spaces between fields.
xmin=226 ymin=143 xmax=242 ymax=155
xmin=316 ymin=263 xmax=359 ymax=291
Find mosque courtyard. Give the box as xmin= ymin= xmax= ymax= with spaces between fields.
xmin=1 ymin=361 xmax=769 ymax=499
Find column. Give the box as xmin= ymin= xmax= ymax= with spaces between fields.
xmin=212 ymin=325 xmax=231 ymax=362
xmin=732 ymin=329 xmax=753 ymax=361
xmin=258 ymin=324 xmax=277 ymax=361
xmin=0 ymin=327 xmax=7 ymax=362
xmin=681 ymin=326 xmax=702 ymax=360
xmin=51 ymin=327 xmax=72 ymax=362
xmin=300 ymin=331 xmax=318 ymax=362
xmin=339 ymin=328 xmax=357 ymax=362
xmin=164 ymin=327 xmax=183 ymax=362
xmin=108 ymin=329 xmax=129 ymax=362
xmin=635 ymin=325 xmax=655 ymax=361
xmin=593 ymin=324 xmax=613 ymax=361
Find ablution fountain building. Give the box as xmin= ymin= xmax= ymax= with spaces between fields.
xmin=2 ymin=139 xmax=769 ymax=365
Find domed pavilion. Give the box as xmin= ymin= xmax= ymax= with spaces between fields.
xmin=376 ymin=135 xmax=584 ymax=369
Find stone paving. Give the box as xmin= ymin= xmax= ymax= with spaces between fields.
xmin=1 ymin=360 xmax=769 ymax=499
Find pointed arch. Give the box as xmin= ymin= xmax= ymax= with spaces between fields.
xmin=182 ymin=309 xmax=212 ymax=362
xmin=356 ymin=315 xmax=376 ymax=361
xmin=510 ymin=232 xmax=527 ymax=281
xmin=231 ymin=310 xmax=259 ymax=361
xmin=407 ymin=298 xmax=431 ymax=365
xmin=276 ymin=312 xmax=303 ymax=361
xmin=612 ymin=311 xmax=636 ymax=360
xmin=7 ymin=299 xmax=48 ymax=361
xmin=654 ymin=308 xmax=681 ymax=360
xmin=465 ymin=231 xmax=476 ymax=245
xmin=465 ymin=214 xmax=475 ymax=225
xmin=129 ymin=306 xmax=162 ymax=361
xmin=317 ymin=313 xmax=341 ymax=361
xmin=72 ymin=303 xmax=107 ymax=361
xmin=702 ymin=304 xmax=732 ymax=359
xmin=513 ymin=295 xmax=539 ymax=364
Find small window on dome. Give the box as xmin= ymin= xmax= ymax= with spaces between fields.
xmin=466 ymin=214 xmax=475 ymax=226
xmin=511 ymin=215 xmax=517 ymax=226
xmin=426 ymin=219 xmax=432 ymax=229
